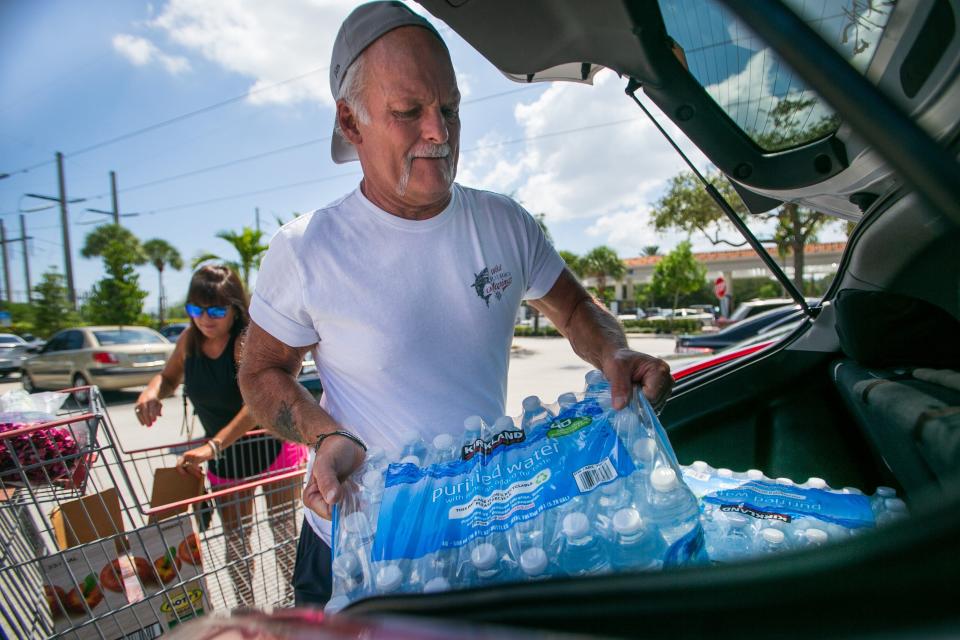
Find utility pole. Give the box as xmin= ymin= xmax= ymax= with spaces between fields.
xmin=86 ymin=171 xmax=139 ymax=226
xmin=56 ymin=152 xmax=76 ymax=308
xmin=19 ymin=215 xmax=31 ymax=302
xmin=110 ymin=171 xmax=119 ymax=225
xmin=255 ymin=207 xmax=260 ymax=233
xmin=0 ymin=221 xmax=9 ymax=304
xmin=23 ymin=151 xmax=80 ymax=309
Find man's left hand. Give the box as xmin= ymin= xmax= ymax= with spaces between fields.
xmin=601 ymin=348 xmax=673 ymax=412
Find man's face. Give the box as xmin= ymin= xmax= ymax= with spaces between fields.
xmin=350 ymin=27 xmax=460 ymax=210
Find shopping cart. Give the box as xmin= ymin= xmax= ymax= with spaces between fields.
xmin=0 ymin=387 xmax=307 ymax=640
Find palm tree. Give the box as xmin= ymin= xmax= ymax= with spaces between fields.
xmin=143 ymin=239 xmax=183 ymax=326
xmin=558 ymin=250 xmax=582 ymax=277
xmin=193 ymin=227 xmax=269 ymax=290
xmin=642 ymin=245 xmax=661 ymax=257
xmin=580 ymin=245 xmax=625 ymax=304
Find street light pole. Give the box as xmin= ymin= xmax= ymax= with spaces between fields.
xmin=20 ymin=215 xmax=31 ymax=302
xmin=110 ymin=171 xmax=119 ymax=225
xmin=0 ymin=221 xmax=11 ymax=304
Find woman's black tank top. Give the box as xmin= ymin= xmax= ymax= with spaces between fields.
xmin=183 ymin=332 xmax=282 ymax=479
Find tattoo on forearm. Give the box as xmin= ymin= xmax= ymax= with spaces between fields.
xmin=274 ymin=400 xmax=305 ymax=444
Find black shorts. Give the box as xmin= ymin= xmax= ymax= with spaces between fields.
xmin=207 ymin=433 xmax=283 ymax=479
xmin=292 ymin=518 xmax=333 ymax=608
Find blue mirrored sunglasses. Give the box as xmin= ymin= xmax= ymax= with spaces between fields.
xmin=185 ymin=303 xmax=228 ymax=319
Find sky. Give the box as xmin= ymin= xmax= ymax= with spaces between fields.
xmin=0 ymin=0 xmax=861 ymax=313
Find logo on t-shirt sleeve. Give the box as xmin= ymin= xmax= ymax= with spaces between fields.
xmin=470 ymin=264 xmax=513 ymax=307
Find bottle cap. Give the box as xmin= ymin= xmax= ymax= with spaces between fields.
xmin=520 ymin=547 xmax=548 ymax=575
xmin=562 ymin=512 xmax=590 ymax=538
xmin=725 ymin=513 xmax=749 ymax=527
xmin=522 ymin=396 xmax=542 ymax=412
xmin=806 ymin=477 xmax=827 ymax=489
xmin=717 ymin=468 xmax=733 ymax=478
xmin=423 ymin=577 xmax=451 ymax=593
xmin=876 ymin=486 xmax=896 ymax=498
xmin=842 ymin=486 xmax=863 ymax=495
xmin=470 ymin=543 xmax=498 ymax=570
xmin=400 ymin=455 xmax=420 ymax=466
xmin=885 ymin=498 xmax=908 ymax=512
xmin=775 ymin=477 xmax=793 ymax=485
xmin=332 ymin=552 xmax=359 ymax=576
xmin=651 ymin=467 xmax=678 ymax=492
xmin=362 ymin=469 xmax=383 ymax=490
xmin=432 ymin=433 xmax=455 ymax=451
xmin=324 ymin=595 xmax=351 ymax=614
xmin=760 ymin=528 xmax=785 ymax=544
xmin=494 ymin=416 xmax=515 ymax=431
xmin=557 ymin=392 xmax=578 ymax=407
xmin=612 ymin=508 xmax=643 ymax=535
xmin=341 ymin=512 xmax=369 ymax=535
xmin=805 ymin=528 xmax=828 ymax=545
xmin=375 ymin=564 xmax=402 ymax=592
xmin=691 ymin=460 xmax=709 ymax=472
xmin=463 ymin=415 xmax=484 ymax=431
xmin=746 ymin=469 xmax=764 ymax=480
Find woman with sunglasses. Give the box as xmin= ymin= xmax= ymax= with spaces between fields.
xmin=135 ymin=264 xmax=306 ymax=606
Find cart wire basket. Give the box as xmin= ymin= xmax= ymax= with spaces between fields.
xmin=0 ymin=386 xmax=307 ymax=640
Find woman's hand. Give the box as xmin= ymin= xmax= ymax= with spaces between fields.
xmin=176 ymin=443 xmax=215 ymax=479
xmin=134 ymin=390 xmax=163 ymax=427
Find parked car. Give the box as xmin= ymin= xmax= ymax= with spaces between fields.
xmin=21 ymin=326 xmax=175 ymax=399
xmin=646 ymin=307 xmax=715 ymax=326
xmin=0 ymin=333 xmax=31 ymax=378
xmin=716 ymin=297 xmax=808 ymax=328
xmin=159 ymin=322 xmax=190 ymax=340
xmin=17 ymin=333 xmax=46 ymax=351
xmin=335 ymin=0 xmax=960 ymax=636
xmin=671 ymin=319 xmax=807 ymax=379
xmin=674 ymin=304 xmax=806 ymax=354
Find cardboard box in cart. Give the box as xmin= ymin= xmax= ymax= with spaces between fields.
xmin=121 ymin=468 xmax=212 ymax=632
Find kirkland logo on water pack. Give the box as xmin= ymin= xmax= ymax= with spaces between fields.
xmin=461 ymin=429 xmax=526 ymax=461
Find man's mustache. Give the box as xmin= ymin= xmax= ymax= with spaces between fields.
xmin=408 ymin=143 xmax=452 ymax=159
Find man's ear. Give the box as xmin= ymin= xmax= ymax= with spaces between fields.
xmin=337 ymin=101 xmax=363 ymax=146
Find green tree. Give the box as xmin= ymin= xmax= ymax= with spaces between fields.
xmin=534 ymin=213 xmax=553 ymax=245
xmin=194 ymin=227 xmax=268 ymax=290
xmin=558 ymin=250 xmax=582 ymax=277
xmin=641 ymin=245 xmax=661 ymax=257
xmin=81 ymin=224 xmax=148 ymax=325
xmin=142 ymin=239 xmax=184 ymax=326
xmin=33 ymin=269 xmax=79 ymax=337
xmin=650 ymin=241 xmax=707 ymax=313
xmin=580 ymin=246 xmax=625 ymax=304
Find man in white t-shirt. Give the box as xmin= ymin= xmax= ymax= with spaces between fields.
xmin=239 ymin=1 xmax=673 ymax=606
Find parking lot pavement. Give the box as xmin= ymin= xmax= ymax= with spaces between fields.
xmin=0 ymin=333 xmax=677 ymax=447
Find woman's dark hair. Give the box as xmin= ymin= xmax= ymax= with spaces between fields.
xmin=185 ymin=264 xmax=249 ymax=355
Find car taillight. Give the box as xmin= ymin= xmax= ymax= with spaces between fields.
xmin=92 ymin=352 xmax=119 ymax=364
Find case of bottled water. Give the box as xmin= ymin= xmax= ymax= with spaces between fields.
xmin=326 ymin=370 xmax=707 ymax=610
xmin=681 ymin=463 xmax=909 ymax=562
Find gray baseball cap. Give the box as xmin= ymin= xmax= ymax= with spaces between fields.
xmin=329 ymin=1 xmax=444 ymax=164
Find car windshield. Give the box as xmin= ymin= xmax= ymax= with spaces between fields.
xmin=658 ymin=0 xmax=894 ymax=151
xmin=0 ymin=336 xmax=24 ymax=346
xmin=93 ymin=329 xmax=166 ymax=346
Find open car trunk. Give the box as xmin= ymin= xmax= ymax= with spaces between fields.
xmin=340 ymin=0 xmax=960 ymax=635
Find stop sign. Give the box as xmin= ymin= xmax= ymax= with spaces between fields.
xmin=714 ymin=276 xmax=727 ymax=299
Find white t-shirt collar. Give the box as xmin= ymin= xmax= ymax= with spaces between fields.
xmin=354 ymin=183 xmax=460 ymax=231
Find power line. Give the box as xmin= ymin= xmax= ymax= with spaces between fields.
xmin=74 ymin=85 xmax=539 ymax=201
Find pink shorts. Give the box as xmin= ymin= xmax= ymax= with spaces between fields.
xmin=206 ymin=441 xmax=308 ymax=487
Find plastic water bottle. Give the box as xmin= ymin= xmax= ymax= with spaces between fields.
xmin=710 ymin=512 xmax=753 ymax=562
xmin=556 ymin=392 xmax=578 ymax=411
xmin=331 ymin=551 xmax=366 ymax=597
xmin=423 ymin=576 xmax=451 ymax=593
xmin=398 ymin=430 xmax=426 ymax=463
xmin=519 ymin=547 xmax=552 ymax=580
xmin=612 ymin=407 xmax=643 ymax=450
xmin=690 ymin=460 xmax=714 ymax=475
xmin=430 ymin=433 xmax=458 ymax=464
xmin=756 ymin=527 xmax=788 ymax=555
xmin=340 ymin=511 xmax=375 ymax=556
xmin=797 ymin=527 xmax=829 ymax=548
xmin=802 ymin=477 xmax=828 ymax=490
xmin=520 ymin=396 xmax=552 ymax=432
xmin=462 ymin=415 xmax=485 ymax=455
xmin=871 ymin=486 xmax=897 ymax=516
xmin=609 ymin=507 xmax=664 ymax=570
xmin=558 ymin=512 xmax=610 ymax=577
xmin=419 ymin=549 xmax=456 ymax=589
xmin=374 ymin=563 xmax=404 ymax=594
xmin=469 ymin=542 xmax=507 ymax=584
xmin=645 ymin=467 xmax=700 ymax=546
xmin=876 ymin=498 xmax=908 ymax=526
xmin=592 ymin=478 xmax=633 ymax=540
xmin=360 ymin=469 xmax=384 ymax=524
xmin=746 ymin=468 xmax=765 ymax=482
xmin=584 ymin=370 xmax=610 ymax=399
xmin=775 ymin=477 xmax=794 ymax=486
xmin=493 ymin=415 xmax=515 ymax=434
xmin=365 ymin=446 xmax=387 ymax=473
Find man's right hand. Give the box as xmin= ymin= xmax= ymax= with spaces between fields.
xmin=303 ymin=435 xmax=367 ymax=519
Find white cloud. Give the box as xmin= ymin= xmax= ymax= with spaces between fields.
xmin=113 ymin=33 xmax=191 ymax=74
xmin=458 ymin=70 xmax=713 ymax=256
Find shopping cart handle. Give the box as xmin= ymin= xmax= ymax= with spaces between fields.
xmin=144 ymin=467 xmax=307 ymax=518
